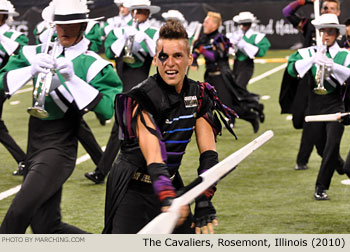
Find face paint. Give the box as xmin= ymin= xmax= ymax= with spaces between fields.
xmin=158 ymin=47 xmax=168 ymax=65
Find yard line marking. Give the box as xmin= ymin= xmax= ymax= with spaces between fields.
xmin=341 ymin=179 xmax=350 ymax=185
xmin=286 ymin=115 xmax=293 ymax=120
xmin=261 ymin=95 xmax=271 ymax=100
xmin=12 ymin=87 xmax=32 ymax=95
xmin=0 ymin=146 xmax=106 ymax=201
xmin=0 ymin=185 xmax=21 ymax=201
xmin=10 ymin=101 xmax=20 ymax=105
xmin=249 ymin=63 xmax=287 ymax=85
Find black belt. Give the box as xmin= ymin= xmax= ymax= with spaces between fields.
xmin=132 ymin=172 xmax=175 ymax=184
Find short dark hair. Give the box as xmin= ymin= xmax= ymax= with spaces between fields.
xmin=157 ymin=19 xmax=191 ymax=54
xmin=159 ymin=19 xmax=188 ymax=40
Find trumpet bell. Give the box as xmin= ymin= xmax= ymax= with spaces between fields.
xmin=313 ymin=86 xmax=328 ymax=95
xmin=27 ymin=107 xmax=49 ymax=119
xmin=123 ymin=55 xmax=135 ymax=64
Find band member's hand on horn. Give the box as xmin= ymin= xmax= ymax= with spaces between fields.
xmin=56 ymin=57 xmax=74 ymax=81
xmin=31 ymin=53 xmax=55 ymax=77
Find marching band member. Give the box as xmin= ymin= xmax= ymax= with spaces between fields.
xmin=0 ymin=0 xmax=122 ymax=233
xmin=104 ymin=0 xmax=160 ymax=92
xmin=287 ymin=14 xmax=350 ymax=200
xmin=101 ymin=0 xmax=132 ymax=38
xmin=230 ymin=11 xmax=271 ymax=91
xmin=281 ymin=0 xmax=342 ymax=171
xmin=0 ymin=0 xmax=28 ymax=176
xmin=35 ymin=1 xmax=105 ymax=179
xmin=33 ymin=0 xmax=103 ymax=53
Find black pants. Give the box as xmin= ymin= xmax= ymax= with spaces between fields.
xmin=78 ymin=118 xmax=103 ymax=166
xmin=205 ymin=71 xmax=259 ymax=123
xmin=296 ymin=123 xmax=315 ymax=166
xmin=232 ymin=58 xmax=254 ymax=90
xmin=293 ymin=75 xmax=315 ymax=166
xmin=115 ymin=55 xmax=152 ymax=92
xmin=95 ymin=121 xmax=120 ymax=176
xmin=0 ymin=120 xmax=26 ymax=163
xmin=308 ymin=121 xmax=344 ymax=190
xmin=0 ymin=96 xmax=26 ymax=164
xmin=0 ymin=114 xmax=87 ymax=234
xmin=112 ymin=180 xmax=194 ymax=234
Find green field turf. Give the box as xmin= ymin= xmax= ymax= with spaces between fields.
xmin=1 ymin=50 xmax=350 ymax=234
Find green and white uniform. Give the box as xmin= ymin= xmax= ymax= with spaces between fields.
xmin=0 ymin=37 xmax=122 ymax=234
xmin=0 ymin=23 xmax=28 ymax=68
xmin=0 ymin=37 xmax=122 ymax=120
xmin=0 ymin=23 xmax=28 ymax=166
xmin=104 ymin=19 xmax=158 ymax=92
xmin=288 ymin=43 xmax=350 ymax=94
xmin=101 ymin=13 xmax=132 ymax=38
xmin=231 ymin=28 xmax=270 ymax=89
xmin=287 ymin=42 xmax=350 ymax=194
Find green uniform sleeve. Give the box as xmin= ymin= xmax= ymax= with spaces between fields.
xmin=287 ymin=51 xmax=303 ymax=78
xmin=0 ymin=48 xmax=30 ymax=91
xmin=89 ymin=64 xmax=123 ymax=120
xmin=104 ymin=30 xmax=119 ymax=59
xmin=255 ymin=36 xmax=270 ymax=57
xmin=85 ymin=23 xmax=102 ymax=53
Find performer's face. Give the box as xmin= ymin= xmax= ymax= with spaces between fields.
xmin=132 ymin=9 xmax=150 ymax=23
xmin=153 ymin=39 xmax=193 ymax=93
xmin=203 ymin=16 xmax=219 ymax=34
xmin=320 ymin=28 xmax=338 ymax=46
xmin=321 ymin=1 xmax=340 ymax=16
xmin=56 ymin=23 xmax=85 ymax=47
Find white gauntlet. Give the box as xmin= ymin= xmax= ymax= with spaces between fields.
xmin=56 ymin=57 xmax=99 ymax=110
xmin=236 ymin=39 xmax=259 ymax=59
xmin=0 ymin=33 xmax=19 ymax=55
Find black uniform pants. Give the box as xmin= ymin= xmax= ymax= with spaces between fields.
xmin=95 ymin=121 xmax=120 ymax=176
xmin=296 ymin=122 xmax=315 ymax=166
xmin=115 ymin=55 xmax=152 ymax=92
xmin=0 ymin=95 xmax=26 ymax=164
xmin=232 ymin=58 xmax=254 ymax=90
xmin=293 ymin=75 xmax=314 ymax=166
xmin=112 ymin=180 xmax=194 ymax=234
xmin=308 ymin=121 xmax=344 ymax=190
xmin=0 ymin=114 xmax=87 ymax=234
xmin=77 ymin=118 xmax=103 ymax=166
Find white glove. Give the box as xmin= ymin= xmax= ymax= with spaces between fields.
xmin=56 ymin=57 xmax=74 ymax=81
xmin=123 ymin=25 xmax=138 ymax=38
xmin=230 ymin=31 xmax=243 ymax=45
xmin=313 ymin=49 xmax=333 ymax=68
xmin=31 ymin=53 xmax=55 ymax=77
xmin=134 ymin=31 xmax=146 ymax=43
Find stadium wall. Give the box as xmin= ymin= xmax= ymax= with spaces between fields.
xmin=9 ymin=0 xmax=350 ymax=49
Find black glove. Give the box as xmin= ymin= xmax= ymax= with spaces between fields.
xmin=193 ymin=196 xmax=217 ymax=228
xmin=341 ymin=114 xmax=350 ymax=125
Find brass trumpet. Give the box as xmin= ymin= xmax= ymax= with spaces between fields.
xmin=314 ymin=39 xmax=329 ymax=95
xmin=123 ymin=13 xmax=139 ymax=64
xmin=27 ymin=37 xmax=59 ymax=119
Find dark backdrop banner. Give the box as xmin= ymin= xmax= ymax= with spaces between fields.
xmin=9 ymin=0 xmax=350 ymax=49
